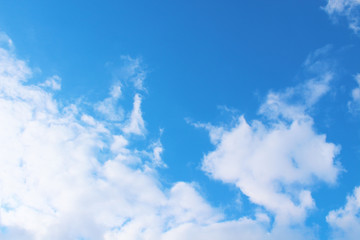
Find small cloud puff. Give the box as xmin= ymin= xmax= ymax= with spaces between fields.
xmin=39 ymin=75 xmax=61 ymax=90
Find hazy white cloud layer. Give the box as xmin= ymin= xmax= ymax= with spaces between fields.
xmin=201 ymin=48 xmax=341 ymax=225
xmin=327 ymin=187 xmax=360 ymax=240
xmin=324 ymin=0 xmax=360 ymax=33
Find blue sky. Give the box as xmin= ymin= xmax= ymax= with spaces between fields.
xmin=0 ymin=0 xmax=360 ymax=239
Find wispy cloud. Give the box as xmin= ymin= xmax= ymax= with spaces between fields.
xmin=39 ymin=75 xmax=61 ymax=91
xmin=110 ymin=55 xmax=147 ymax=92
xmin=348 ymin=73 xmax=360 ymax=113
xmin=122 ymin=93 xmax=146 ymax=135
xmin=323 ymin=0 xmax=360 ymax=33
xmin=95 ymin=82 xmax=124 ymax=121
xmin=95 ymin=56 xmax=146 ymax=123
xmin=0 ymin=33 xmax=348 ymax=240
xmin=1 ymin=33 xmax=302 ymax=240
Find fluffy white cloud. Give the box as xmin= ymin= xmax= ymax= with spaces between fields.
xmin=327 ymin=187 xmax=360 ymax=240
xmin=324 ymin=0 xmax=360 ymax=33
xmin=0 ymin=35 xmax=226 ymax=239
xmin=200 ymin=50 xmax=341 ymax=224
xmin=348 ymin=73 xmax=360 ymax=113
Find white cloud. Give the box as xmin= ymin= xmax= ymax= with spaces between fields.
xmin=348 ymin=73 xmax=360 ymax=113
xmin=260 ymin=45 xmax=334 ymax=122
xmin=122 ymin=93 xmax=146 ymax=135
xmin=323 ymin=0 xmax=360 ymax=33
xmin=200 ymin=50 xmax=341 ymax=225
xmin=327 ymin=187 xmax=360 ymax=240
xmin=39 ymin=75 xmax=61 ymax=90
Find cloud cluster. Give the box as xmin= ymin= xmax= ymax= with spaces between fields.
xmin=201 ymin=49 xmax=341 ymax=225
xmin=2 ymin=33 xmax=318 ymax=240
xmin=324 ymin=0 xmax=360 ymax=33
xmin=0 ymin=34 xmax=227 ymax=240
xmin=1 ymin=32 xmax=358 ymax=240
